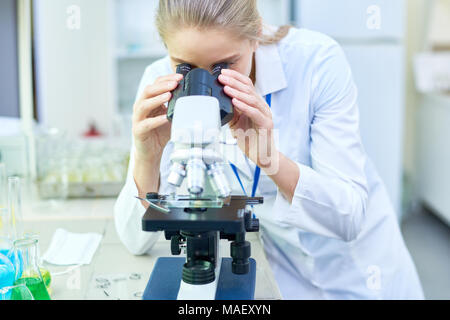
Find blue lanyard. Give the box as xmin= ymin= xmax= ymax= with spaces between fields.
xmin=230 ymin=94 xmax=272 ymax=198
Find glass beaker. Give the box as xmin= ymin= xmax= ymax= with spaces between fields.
xmin=11 ymin=238 xmax=50 ymax=300
xmin=8 ymin=177 xmax=23 ymax=240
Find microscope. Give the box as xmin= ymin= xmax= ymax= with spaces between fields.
xmin=141 ymin=63 xmax=262 ymax=300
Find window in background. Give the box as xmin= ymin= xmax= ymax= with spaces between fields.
xmin=0 ymin=0 xmax=20 ymax=118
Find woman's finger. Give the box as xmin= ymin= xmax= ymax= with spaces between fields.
xmin=133 ymin=115 xmax=169 ymax=140
xmin=224 ymin=85 xmax=271 ymax=117
xmin=219 ymin=71 xmax=271 ymax=117
xmin=134 ymin=92 xmax=172 ymax=121
xmin=232 ymin=98 xmax=269 ymax=128
xmin=218 ymin=74 xmax=252 ymax=94
xmin=221 ymin=68 xmax=253 ymax=86
xmin=136 ymin=75 xmax=182 ymax=103
xmin=154 ymin=73 xmax=183 ymax=84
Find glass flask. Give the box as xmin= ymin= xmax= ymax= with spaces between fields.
xmin=24 ymin=233 xmax=52 ymax=292
xmin=11 ymin=238 xmax=51 ymax=300
xmin=0 ymin=284 xmax=34 ymax=300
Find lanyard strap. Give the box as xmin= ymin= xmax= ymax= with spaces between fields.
xmin=230 ymin=94 xmax=272 ymax=197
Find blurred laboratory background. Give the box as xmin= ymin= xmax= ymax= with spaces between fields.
xmin=0 ymin=0 xmax=449 ymax=299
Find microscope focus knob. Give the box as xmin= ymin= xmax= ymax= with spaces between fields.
xmin=231 ymin=240 xmax=251 ymax=275
xmin=171 ymin=235 xmax=182 ymax=255
xmin=244 ymin=211 xmax=260 ymax=233
xmin=249 ymin=219 xmax=260 ymax=232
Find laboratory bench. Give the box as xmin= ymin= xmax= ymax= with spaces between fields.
xmin=21 ymin=198 xmax=282 ymax=300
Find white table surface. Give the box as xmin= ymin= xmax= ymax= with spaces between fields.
xmin=21 ymin=198 xmax=282 ymax=300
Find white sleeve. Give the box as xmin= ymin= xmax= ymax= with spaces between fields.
xmin=114 ymin=64 xmax=169 ymax=255
xmin=114 ymin=148 xmax=162 ymax=255
xmin=274 ymin=43 xmax=369 ymax=242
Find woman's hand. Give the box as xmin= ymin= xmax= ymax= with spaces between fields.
xmin=132 ymin=73 xmax=182 ymax=203
xmin=132 ymin=73 xmax=182 ymax=163
xmin=218 ymin=69 xmax=278 ymax=171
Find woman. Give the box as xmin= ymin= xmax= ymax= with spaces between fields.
xmin=114 ymin=0 xmax=424 ymax=299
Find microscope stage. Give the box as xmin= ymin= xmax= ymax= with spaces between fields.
xmin=142 ymin=196 xmax=263 ymax=234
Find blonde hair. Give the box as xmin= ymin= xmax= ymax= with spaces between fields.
xmin=156 ymin=0 xmax=291 ymax=46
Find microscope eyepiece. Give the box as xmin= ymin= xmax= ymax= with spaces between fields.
xmin=212 ymin=63 xmax=228 ymax=76
xmin=168 ymin=62 xmax=233 ymax=126
xmin=176 ymin=63 xmax=193 ymax=77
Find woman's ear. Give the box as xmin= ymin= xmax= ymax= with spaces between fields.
xmin=251 ymin=39 xmax=260 ymax=53
xmin=253 ymin=40 xmax=260 ymax=52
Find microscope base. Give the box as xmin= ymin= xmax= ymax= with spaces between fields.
xmin=143 ymin=257 xmax=256 ymax=300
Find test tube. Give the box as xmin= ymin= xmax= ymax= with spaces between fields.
xmin=0 ymin=163 xmax=6 ymax=209
xmin=0 ymin=164 xmax=10 ymax=249
xmin=0 ymin=207 xmax=11 ymax=250
xmin=8 ymin=177 xmax=23 ymax=240
xmin=0 ymin=164 xmax=7 ymax=247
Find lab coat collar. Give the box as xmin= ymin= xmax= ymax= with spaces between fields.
xmin=254 ymin=43 xmax=288 ymax=97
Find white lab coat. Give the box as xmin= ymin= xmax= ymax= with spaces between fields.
xmin=114 ymin=27 xmax=424 ymax=300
